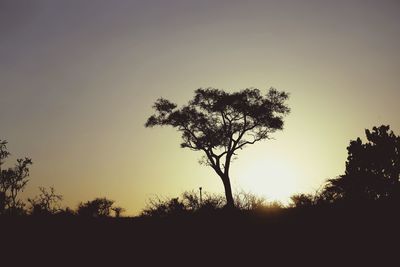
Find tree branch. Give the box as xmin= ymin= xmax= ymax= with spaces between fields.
xmin=234 ymin=136 xmax=265 ymax=151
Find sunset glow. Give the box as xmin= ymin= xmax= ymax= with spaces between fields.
xmin=236 ymin=158 xmax=300 ymax=203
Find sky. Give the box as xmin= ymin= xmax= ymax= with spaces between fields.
xmin=1 ymin=0 xmax=399 ymax=215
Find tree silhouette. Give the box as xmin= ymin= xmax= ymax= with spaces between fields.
xmin=323 ymin=125 xmax=400 ymax=203
xmin=0 ymin=140 xmax=32 ymax=214
xmin=146 ymin=88 xmax=290 ymax=207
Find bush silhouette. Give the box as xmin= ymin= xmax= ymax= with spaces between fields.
xmin=140 ymin=190 xmax=283 ymax=217
xmin=77 ymin=197 xmax=115 ymax=218
xmin=290 ymin=194 xmax=315 ymax=208
xmin=234 ymin=190 xmax=268 ymax=211
xmin=141 ymin=196 xmax=188 ymax=217
xmin=112 ymin=206 xmax=125 ymax=218
xmin=28 ymin=187 xmax=63 ymax=216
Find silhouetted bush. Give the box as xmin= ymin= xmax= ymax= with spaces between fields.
xmin=182 ymin=190 xmax=226 ymax=212
xmin=196 ymin=193 xmax=226 ymax=212
xmin=141 ymin=197 xmax=187 ymax=217
xmin=28 ymin=187 xmax=63 ymax=216
xmin=77 ymin=197 xmax=115 ymax=218
xmin=0 ymin=191 xmax=5 ymax=214
xmin=290 ymin=194 xmax=316 ymax=208
xmin=234 ymin=190 xmax=268 ymax=211
xmin=141 ymin=190 xmax=284 ymax=218
xmin=112 ymin=206 xmax=125 ymax=218
xmin=56 ymin=207 xmax=76 ymax=217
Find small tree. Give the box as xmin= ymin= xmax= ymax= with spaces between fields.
xmin=146 ymin=88 xmax=290 ymax=207
xmin=0 ymin=140 xmax=32 ymax=214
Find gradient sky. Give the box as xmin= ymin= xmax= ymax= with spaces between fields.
xmin=1 ymin=0 xmax=399 ymax=215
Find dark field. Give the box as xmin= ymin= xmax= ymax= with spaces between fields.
xmin=2 ymin=205 xmax=398 ymax=266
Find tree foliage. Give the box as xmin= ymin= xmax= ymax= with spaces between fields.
xmin=146 ymin=88 xmax=290 ymax=207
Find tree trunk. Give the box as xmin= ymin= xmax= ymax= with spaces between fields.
xmin=222 ymin=175 xmax=235 ymax=208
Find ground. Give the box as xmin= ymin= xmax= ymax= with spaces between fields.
xmin=1 ymin=206 xmax=398 ymax=265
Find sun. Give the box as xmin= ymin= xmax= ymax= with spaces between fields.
xmin=234 ymin=158 xmax=300 ymax=204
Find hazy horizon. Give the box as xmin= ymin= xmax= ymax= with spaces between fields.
xmin=1 ymin=0 xmax=399 ymax=215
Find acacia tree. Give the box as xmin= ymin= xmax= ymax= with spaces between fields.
xmin=145 ymin=88 xmax=290 ymax=208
